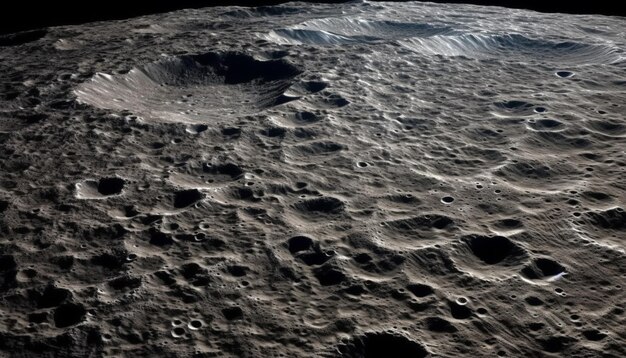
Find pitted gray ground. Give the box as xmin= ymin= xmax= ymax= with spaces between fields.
xmin=0 ymin=2 xmax=625 ymax=357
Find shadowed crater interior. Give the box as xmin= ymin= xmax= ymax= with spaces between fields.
xmin=295 ymin=196 xmax=345 ymax=214
xmin=75 ymin=52 xmax=303 ymax=123
xmin=338 ymin=332 xmax=428 ymax=358
xmin=522 ymin=257 xmax=566 ymax=280
xmin=53 ymin=303 xmax=86 ymax=328
xmin=75 ymin=177 xmax=125 ymax=199
xmin=97 ymin=177 xmax=125 ymax=196
xmin=462 ymin=235 xmax=527 ymax=265
xmin=173 ymin=189 xmax=204 ymax=209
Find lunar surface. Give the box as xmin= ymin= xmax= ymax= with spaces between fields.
xmin=1 ymin=1 xmax=625 ymax=357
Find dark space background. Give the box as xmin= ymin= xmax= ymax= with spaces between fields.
xmin=0 ymin=0 xmax=624 ymax=36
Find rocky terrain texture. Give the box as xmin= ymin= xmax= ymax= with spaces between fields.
xmin=0 ymin=1 xmax=625 ymax=357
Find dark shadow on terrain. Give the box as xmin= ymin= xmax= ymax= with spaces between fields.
xmin=0 ymin=1 xmax=623 ymax=36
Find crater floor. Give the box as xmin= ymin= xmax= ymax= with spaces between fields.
xmin=0 ymin=1 xmax=625 ymax=357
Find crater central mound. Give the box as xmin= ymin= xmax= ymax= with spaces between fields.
xmin=75 ymin=52 xmax=303 ymax=123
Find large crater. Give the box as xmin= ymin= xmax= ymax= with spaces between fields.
xmin=399 ymin=33 xmax=623 ymax=65
xmin=265 ymin=18 xmax=454 ymax=44
xmin=265 ymin=17 xmax=623 ymax=65
xmin=75 ymin=52 xmax=303 ymax=123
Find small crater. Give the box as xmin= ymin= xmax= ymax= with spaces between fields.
xmin=151 ymin=142 xmax=166 ymax=150
xmin=494 ymin=218 xmax=523 ymax=230
xmin=385 ymin=214 xmax=455 ymax=231
xmin=154 ymin=271 xmax=176 ymax=285
xmin=353 ymin=253 xmax=372 ymax=264
xmin=203 ymin=163 xmax=244 ymax=179
xmin=287 ymin=236 xmax=314 ymax=254
xmin=35 ymin=285 xmax=72 ymax=308
xmin=97 ymin=177 xmax=125 ymax=196
xmin=498 ymin=100 xmax=533 ymax=110
xmin=222 ymin=306 xmax=243 ymax=320
xmin=286 ymin=80 xmax=329 ymax=96
xmin=108 ymin=275 xmax=142 ymax=291
xmin=386 ymin=194 xmax=419 ymax=204
xmin=294 ymin=111 xmax=321 ymax=124
xmin=163 ymin=222 xmax=179 ymax=231
xmin=495 ymin=100 xmax=535 ymax=115
xmin=462 ymin=235 xmax=526 ymax=265
xmin=123 ymin=206 xmax=140 ymax=217
xmin=521 ymin=258 xmax=565 ymax=280
xmin=581 ymin=191 xmax=611 ymax=201
xmin=425 ymin=317 xmax=457 ymax=333
xmin=583 ymin=329 xmax=607 ymax=341
xmin=528 ymin=119 xmax=564 ymax=131
xmin=356 ymin=253 xmax=405 ymax=274
xmin=293 ymin=127 xmax=317 ymax=139
xmin=324 ymin=94 xmax=349 ymax=107
xmin=524 ymin=296 xmax=544 ymax=306
xmin=76 ymin=177 xmax=125 ymax=199
xmin=302 ymin=81 xmax=327 ymax=93
xmin=291 ymin=141 xmax=344 ymax=156
xmin=449 ymin=301 xmax=472 ymax=319
xmin=180 ymin=263 xmax=204 ymax=279
xmin=91 ymin=249 xmax=129 ymax=269
xmin=180 ymin=263 xmax=211 ymax=286
xmin=295 ymin=197 xmax=344 ymax=214
xmin=186 ymin=124 xmax=208 ymax=134
xmin=261 ymin=127 xmax=287 ymax=137
xmin=228 ymin=187 xmax=255 ymax=201
xmin=222 ymin=127 xmax=241 ymax=137
xmin=345 ymin=285 xmax=366 ymax=296
xmin=556 ymin=71 xmax=575 ymax=78
xmin=406 ymin=283 xmax=434 ymax=298
xmin=149 ymin=228 xmax=174 ymax=247
xmin=54 ymin=303 xmax=86 ymax=328
xmin=173 ymin=189 xmax=204 ymax=208
xmin=441 ymin=196 xmax=455 ymax=204
xmin=338 ymin=332 xmax=428 ymax=358
xmin=298 ymin=251 xmax=333 ymax=266
xmin=171 ymin=327 xmax=186 ymax=338
xmin=21 ymin=269 xmax=37 ymax=279
xmin=539 ymin=336 xmax=574 ymax=353
xmin=188 ymin=319 xmax=204 ymax=330
xmin=226 ymin=265 xmax=248 ymax=277
xmin=313 ymin=265 xmax=345 ymax=286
